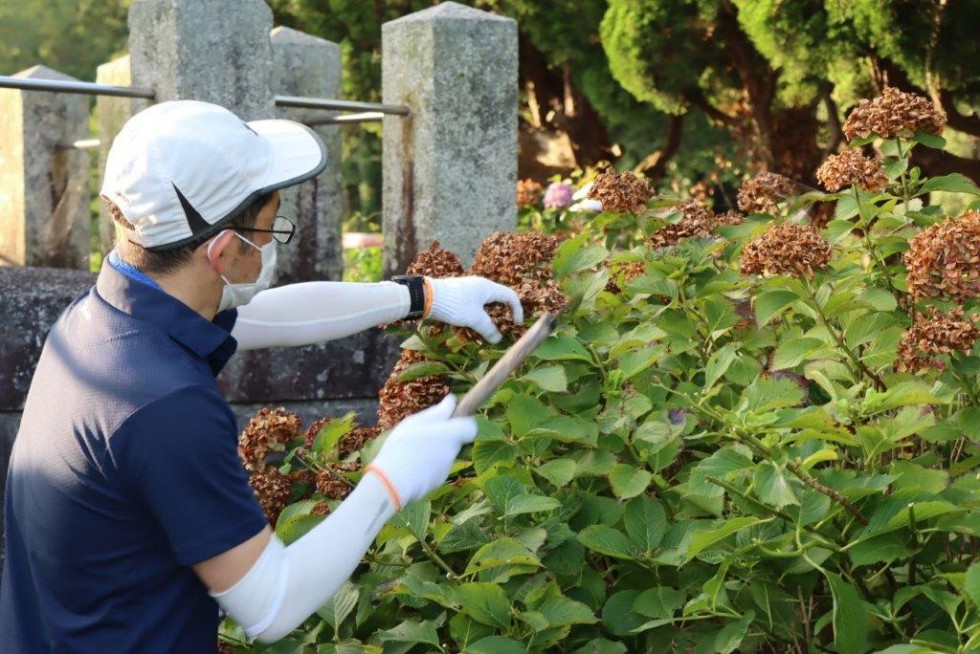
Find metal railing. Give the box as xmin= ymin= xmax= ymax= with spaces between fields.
xmin=0 ymin=75 xmax=156 ymax=99
xmin=0 ymin=75 xmax=408 ymax=127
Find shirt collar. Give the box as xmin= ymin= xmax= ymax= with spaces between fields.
xmin=98 ymin=254 xmax=238 ymax=372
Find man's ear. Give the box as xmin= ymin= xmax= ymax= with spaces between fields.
xmin=202 ymin=230 xmax=236 ymax=272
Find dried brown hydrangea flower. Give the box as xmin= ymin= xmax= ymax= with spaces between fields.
xmin=309 ymin=502 xmax=332 ymax=518
xmin=338 ymin=426 xmax=380 ymax=458
xmin=606 ymin=260 xmax=647 ymax=294
xmin=303 ymin=420 xmax=380 ymax=459
xmin=896 ymin=307 xmax=980 ymax=373
xmin=905 ymin=211 xmax=980 ymax=301
xmin=238 ymin=407 xmax=302 ymax=473
xmin=737 ymin=171 xmax=797 ymax=214
xmin=315 ymin=462 xmax=360 ymax=500
xmin=516 ymin=179 xmax=544 ymax=208
xmin=456 ymin=278 xmax=568 ymax=342
xmin=377 ymin=349 xmax=450 ymax=429
xmin=248 ymin=468 xmax=294 ymax=524
xmin=469 ymin=231 xmax=561 ymax=287
xmin=807 ymin=201 xmax=836 ymax=230
xmin=843 ymin=87 xmax=947 ymax=141
xmin=647 ymin=201 xmax=744 ymax=249
xmin=587 ymin=169 xmax=653 ymax=214
xmin=816 ymin=149 xmax=889 ymax=193
xmin=455 ymin=230 xmax=568 ymax=343
xmin=689 ymin=180 xmax=715 ymax=205
xmin=740 ymin=223 xmax=832 ymax=278
xmin=405 ymin=240 xmax=466 ymax=278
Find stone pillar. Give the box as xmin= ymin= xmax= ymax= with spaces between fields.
xmin=381 ymin=2 xmax=518 ymax=275
xmin=270 ymin=26 xmax=344 ymax=284
xmin=0 ymin=66 xmax=90 ymax=269
xmin=95 ymin=55 xmax=151 ymax=257
xmin=128 ymin=0 xmax=274 ymax=120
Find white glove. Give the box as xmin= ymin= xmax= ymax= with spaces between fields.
xmin=366 ymin=395 xmax=477 ymax=508
xmin=426 ymin=276 xmax=524 ymax=344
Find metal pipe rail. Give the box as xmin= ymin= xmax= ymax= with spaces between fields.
xmin=0 ymin=75 xmax=156 ymax=99
xmin=273 ymin=94 xmax=408 ymax=116
xmin=305 ymin=111 xmax=385 ymax=126
xmin=0 ymin=76 xmax=409 ymax=116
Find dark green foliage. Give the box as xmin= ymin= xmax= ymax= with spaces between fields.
xmin=0 ymin=0 xmax=130 ymax=81
xmin=226 ymin=128 xmax=980 ymax=652
xmin=843 ymin=0 xmax=980 ymax=102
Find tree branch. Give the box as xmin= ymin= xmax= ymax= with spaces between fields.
xmin=820 ymin=84 xmax=845 ymax=159
xmin=716 ymin=0 xmax=775 ymax=140
xmin=686 ymin=87 xmax=738 ymax=127
xmin=633 ymin=114 xmax=684 ymax=181
xmin=912 ymin=148 xmax=980 ymax=184
xmin=939 ymin=89 xmax=980 ymax=137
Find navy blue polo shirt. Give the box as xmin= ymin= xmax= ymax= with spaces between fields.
xmin=0 ymin=255 xmax=269 ymax=652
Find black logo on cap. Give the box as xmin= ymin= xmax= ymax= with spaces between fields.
xmin=172 ymin=184 xmax=212 ymax=236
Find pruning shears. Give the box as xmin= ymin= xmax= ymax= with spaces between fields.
xmin=452 ymin=289 xmax=583 ymax=417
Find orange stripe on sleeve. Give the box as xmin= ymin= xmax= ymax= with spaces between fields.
xmin=365 ymin=464 xmax=403 ymax=511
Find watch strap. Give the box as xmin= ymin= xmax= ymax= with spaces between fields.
xmin=391 ymin=275 xmax=426 ymax=319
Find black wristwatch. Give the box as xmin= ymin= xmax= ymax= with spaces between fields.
xmin=391 ymin=275 xmax=426 ymax=319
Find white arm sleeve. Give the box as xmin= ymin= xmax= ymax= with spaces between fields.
xmin=231 ymin=281 xmax=411 ymax=350
xmin=210 ymin=473 xmax=398 ymax=643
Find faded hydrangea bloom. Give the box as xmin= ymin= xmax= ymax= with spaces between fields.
xmin=741 ymin=223 xmax=832 ymax=278
xmin=314 ymin=463 xmax=360 ymax=500
xmin=456 ymin=278 xmax=568 ymax=342
xmin=469 ymin=231 xmax=561 ymax=287
xmin=816 ymin=149 xmax=889 ymax=193
xmin=377 ymin=348 xmax=450 ymax=430
xmin=896 ymin=307 xmax=980 ymax=373
xmin=737 ymin=171 xmax=797 ymax=214
xmin=455 ymin=231 xmax=568 ymax=342
xmin=304 ymin=419 xmax=380 ymax=459
xmin=249 ymin=468 xmax=298 ymax=524
xmin=647 ymin=201 xmax=744 ymax=249
xmin=689 ymin=180 xmax=714 ymax=205
xmin=238 ymin=407 xmax=302 ymax=473
xmin=516 ymin=179 xmax=543 ymax=208
xmin=605 ymin=260 xmax=646 ymax=294
xmin=587 ymin=169 xmax=653 ymax=214
xmin=405 ymin=240 xmax=466 ymax=278
xmin=543 ymin=181 xmax=575 ymax=209
xmin=905 ymin=211 xmax=980 ymax=301
xmin=844 ymin=87 xmax=947 ymax=141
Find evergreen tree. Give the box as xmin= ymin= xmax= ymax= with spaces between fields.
xmin=0 ymin=0 xmax=130 ymax=81
xmin=600 ymin=0 xmax=979 ymax=183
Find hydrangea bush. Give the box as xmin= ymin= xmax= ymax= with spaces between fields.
xmin=223 ymin=88 xmax=980 ymax=653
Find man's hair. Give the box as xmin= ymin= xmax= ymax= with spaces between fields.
xmin=108 ymin=193 xmax=272 ymax=275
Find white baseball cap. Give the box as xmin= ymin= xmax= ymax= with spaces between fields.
xmin=101 ymin=100 xmax=327 ymax=251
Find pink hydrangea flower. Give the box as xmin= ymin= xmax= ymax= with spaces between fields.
xmin=543 ymin=182 xmax=574 ymax=209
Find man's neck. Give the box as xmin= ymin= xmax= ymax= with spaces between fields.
xmin=115 ymin=254 xmax=222 ymax=320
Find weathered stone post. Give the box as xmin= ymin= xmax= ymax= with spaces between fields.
xmin=271 ymin=26 xmax=345 ymax=283
xmin=123 ymin=1 xmax=400 ymax=412
xmin=127 ymin=0 xmax=274 ymax=120
xmin=95 ymin=55 xmax=151 ymax=256
xmin=381 ymin=2 xmax=518 ymax=275
xmin=0 ymin=66 xmax=91 ymax=268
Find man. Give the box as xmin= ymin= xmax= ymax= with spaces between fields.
xmin=0 ymin=100 xmax=523 ymax=651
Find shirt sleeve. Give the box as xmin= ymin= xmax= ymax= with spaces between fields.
xmin=231 ymin=281 xmax=410 ymax=350
xmin=114 ymin=386 xmax=269 ymax=566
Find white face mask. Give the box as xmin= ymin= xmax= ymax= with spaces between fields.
xmin=208 ymin=231 xmax=278 ymax=312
